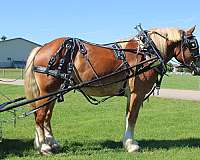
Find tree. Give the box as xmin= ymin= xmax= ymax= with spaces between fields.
xmin=1 ymin=35 xmax=7 ymax=41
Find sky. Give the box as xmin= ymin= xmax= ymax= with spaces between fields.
xmin=1 ymin=0 xmax=200 ymax=45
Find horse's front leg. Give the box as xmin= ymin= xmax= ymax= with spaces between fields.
xmin=44 ymin=101 xmax=60 ymax=152
xmin=123 ymin=91 xmax=142 ymax=152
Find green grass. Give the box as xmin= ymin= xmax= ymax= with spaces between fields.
xmin=0 ymin=69 xmax=24 ymax=79
xmin=162 ymin=73 xmax=200 ymax=90
xmin=0 ymin=84 xmax=200 ymax=159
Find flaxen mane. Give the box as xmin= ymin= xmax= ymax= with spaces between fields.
xmin=149 ymin=28 xmax=182 ymax=55
xmin=120 ymin=28 xmax=182 ymax=57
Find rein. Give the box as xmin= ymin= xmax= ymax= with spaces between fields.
xmin=0 ymin=56 xmax=161 ymax=113
xmin=33 ymin=26 xmax=165 ymax=104
xmin=0 ymin=24 xmax=167 ymax=115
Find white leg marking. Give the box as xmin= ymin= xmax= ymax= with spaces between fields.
xmin=44 ymin=121 xmax=60 ymax=151
xmin=123 ymin=115 xmax=139 ymax=152
xmin=35 ymin=124 xmax=53 ymax=155
xmin=40 ymin=143 xmax=52 ymax=155
xmin=34 ymin=130 xmax=40 ymax=149
xmin=34 ymin=125 xmax=44 ymax=149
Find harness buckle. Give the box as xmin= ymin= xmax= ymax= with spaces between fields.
xmin=57 ymin=93 xmax=64 ymax=102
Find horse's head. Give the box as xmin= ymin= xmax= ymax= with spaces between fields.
xmin=174 ymin=26 xmax=200 ymax=75
xmin=149 ymin=26 xmax=200 ymax=75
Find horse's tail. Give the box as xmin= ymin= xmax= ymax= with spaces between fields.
xmin=24 ymin=47 xmax=41 ymax=106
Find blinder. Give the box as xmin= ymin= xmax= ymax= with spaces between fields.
xmin=182 ymin=33 xmax=200 ymax=75
xmin=183 ymin=35 xmax=199 ymax=57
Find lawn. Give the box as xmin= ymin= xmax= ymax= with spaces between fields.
xmin=0 ymin=84 xmax=200 ymax=159
xmin=0 ymin=69 xmax=24 ymax=80
xmin=161 ymin=73 xmax=200 ymax=90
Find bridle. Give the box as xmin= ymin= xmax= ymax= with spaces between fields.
xmin=181 ymin=33 xmax=199 ymax=69
xmin=136 ymin=27 xmax=199 ymax=98
xmin=182 ymin=34 xmax=199 ymax=57
xmin=148 ymin=29 xmax=199 ymax=72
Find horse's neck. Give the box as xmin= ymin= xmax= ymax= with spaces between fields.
xmin=120 ymin=39 xmax=175 ymax=66
xmin=160 ymin=43 xmax=175 ymax=64
xmin=162 ymin=52 xmax=173 ymax=64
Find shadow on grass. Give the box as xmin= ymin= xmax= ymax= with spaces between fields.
xmin=140 ymin=138 xmax=200 ymax=150
xmin=62 ymin=138 xmax=200 ymax=154
xmin=1 ymin=138 xmax=200 ymax=158
xmin=0 ymin=138 xmax=34 ymax=159
xmin=61 ymin=139 xmax=123 ymax=155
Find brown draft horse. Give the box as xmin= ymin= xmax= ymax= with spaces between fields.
xmin=24 ymin=26 xmax=199 ymax=155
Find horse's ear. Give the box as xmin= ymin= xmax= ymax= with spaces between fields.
xmin=186 ymin=25 xmax=196 ymax=34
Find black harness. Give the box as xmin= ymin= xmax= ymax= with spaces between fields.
xmin=33 ymin=25 xmax=165 ymax=104
xmin=0 ymin=24 xmax=165 ymax=115
xmin=2 ymin=25 xmax=200 ymax=116
xmin=134 ymin=24 xmax=167 ymax=97
xmin=33 ymin=37 xmax=132 ymax=103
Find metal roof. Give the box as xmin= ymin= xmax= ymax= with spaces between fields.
xmin=0 ymin=38 xmax=41 ymax=46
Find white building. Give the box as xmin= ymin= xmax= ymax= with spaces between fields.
xmin=0 ymin=38 xmax=41 ymax=68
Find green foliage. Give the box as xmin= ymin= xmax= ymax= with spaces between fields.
xmin=166 ymin=62 xmax=173 ymax=72
xmin=176 ymin=67 xmax=191 ymax=73
xmin=0 ymin=85 xmax=200 ymax=159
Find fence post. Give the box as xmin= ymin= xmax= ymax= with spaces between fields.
xmin=3 ymin=69 xmax=5 ymax=78
xmin=0 ymin=120 xmax=3 ymax=142
xmin=21 ymin=68 xmax=24 ymax=79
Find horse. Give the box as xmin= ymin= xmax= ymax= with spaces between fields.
xmin=24 ymin=25 xmax=199 ymax=155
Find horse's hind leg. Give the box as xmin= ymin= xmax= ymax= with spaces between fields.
xmin=34 ymin=97 xmax=55 ymax=155
xmin=44 ymin=101 xmax=60 ymax=152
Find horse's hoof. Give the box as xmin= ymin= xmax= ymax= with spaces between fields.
xmin=124 ymin=139 xmax=140 ymax=153
xmin=40 ymin=144 xmax=53 ymax=155
xmin=45 ymin=137 xmax=61 ymax=153
xmin=51 ymin=142 xmax=61 ymax=153
xmin=127 ymin=143 xmax=140 ymax=153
